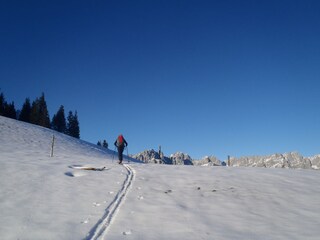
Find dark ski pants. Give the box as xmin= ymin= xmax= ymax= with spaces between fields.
xmin=117 ymin=146 xmax=125 ymax=162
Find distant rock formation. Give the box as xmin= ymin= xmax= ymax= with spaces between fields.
xmin=228 ymin=152 xmax=319 ymax=169
xmin=131 ymin=149 xmax=320 ymax=170
xmin=309 ymin=155 xmax=320 ymax=170
xmin=192 ymin=156 xmax=222 ymax=166
xmin=132 ymin=150 xmax=194 ymax=165
xmin=170 ymin=152 xmax=193 ymax=165
xmin=132 ymin=150 xmax=222 ymax=166
xmin=131 ymin=149 xmax=171 ymax=164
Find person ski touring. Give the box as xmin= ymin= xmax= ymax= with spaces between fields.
xmin=114 ymin=134 xmax=128 ymax=164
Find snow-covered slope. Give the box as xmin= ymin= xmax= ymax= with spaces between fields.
xmin=0 ymin=116 xmax=139 ymax=239
xmin=1 ymin=116 xmax=320 ymax=240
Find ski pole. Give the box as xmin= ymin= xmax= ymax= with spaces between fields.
xmin=126 ymin=146 xmax=129 ymax=163
xmin=112 ymin=146 xmax=116 ymax=163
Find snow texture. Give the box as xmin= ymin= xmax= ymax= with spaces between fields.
xmin=1 ymin=116 xmax=320 ymax=240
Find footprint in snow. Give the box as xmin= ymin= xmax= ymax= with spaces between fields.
xmin=137 ymin=195 xmax=144 ymax=200
xmin=123 ymin=230 xmax=132 ymax=235
xmin=81 ymin=218 xmax=90 ymax=224
xmin=93 ymin=202 xmax=101 ymax=207
xmin=64 ymin=171 xmax=87 ymax=177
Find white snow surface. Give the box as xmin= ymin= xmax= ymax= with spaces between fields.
xmin=1 ymin=116 xmax=320 ymax=240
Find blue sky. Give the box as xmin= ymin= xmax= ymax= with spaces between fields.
xmin=1 ymin=0 xmax=320 ymax=160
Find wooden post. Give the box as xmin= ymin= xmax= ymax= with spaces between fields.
xmin=228 ymin=155 xmax=231 ymax=166
xmin=50 ymin=135 xmax=55 ymax=157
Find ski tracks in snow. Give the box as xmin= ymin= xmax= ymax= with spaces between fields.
xmin=85 ymin=164 xmax=135 ymax=240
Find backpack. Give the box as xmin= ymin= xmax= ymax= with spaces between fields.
xmin=117 ymin=135 xmax=124 ymax=147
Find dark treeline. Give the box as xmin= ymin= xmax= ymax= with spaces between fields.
xmin=0 ymin=91 xmax=80 ymax=139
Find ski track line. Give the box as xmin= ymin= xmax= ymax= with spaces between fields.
xmin=85 ymin=164 xmax=135 ymax=240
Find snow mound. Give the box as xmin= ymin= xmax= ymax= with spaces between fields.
xmin=65 ymin=171 xmax=87 ymax=177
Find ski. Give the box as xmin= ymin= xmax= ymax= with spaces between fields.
xmin=69 ymin=165 xmax=107 ymax=171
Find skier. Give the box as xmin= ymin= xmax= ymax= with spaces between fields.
xmin=114 ymin=134 xmax=128 ymax=164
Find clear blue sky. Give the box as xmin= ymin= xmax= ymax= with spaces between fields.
xmin=1 ymin=0 xmax=320 ymax=160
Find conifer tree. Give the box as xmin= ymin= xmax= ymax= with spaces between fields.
xmin=51 ymin=105 xmax=66 ymax=133
xmin=72 ymin=111 xmax=80 ymax=139
xmin=4 ymin=101 xmax=17 ymax=119
xmin=0 ymin=92 xmax=5 ymax=116
xmin=38 ymin=93 xmax=50 ymax=128
xmin=30 ymin=98 xmax=40 ymax=125
xmin=30 ymin=93 xmax=50 ymax=128
xmin=97 ymin=141 xmax=102 ymax=146
xmin=66 ymin=110 xmax=80 ymax=139
xmin=0 ymin=92 xmax=16 ymax=119
xmin=19 ymin=98 xmax=31 ymax=123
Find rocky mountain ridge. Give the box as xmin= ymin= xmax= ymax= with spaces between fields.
xmin=229 ymin=152 xmax=320 ymax=170
xmin=131 ymin=149 xmax=320 ymax=170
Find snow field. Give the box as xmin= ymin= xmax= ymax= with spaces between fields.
xmin=106 ymin=165 xmax=320 ymax=240
xmin=1 ymin=116 xmax=320 ymax=240
xmin=87 ymin=164 xmax=135 ymax=240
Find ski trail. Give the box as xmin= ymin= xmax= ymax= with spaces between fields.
xmin=85 ymin=164 xmax=135 ymax=240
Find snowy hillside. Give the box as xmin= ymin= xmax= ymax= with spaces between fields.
xmin=0 ymin=116 xmax=139 ymax=239
xmin=1 ymin=116 xmax=320 ymax=240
